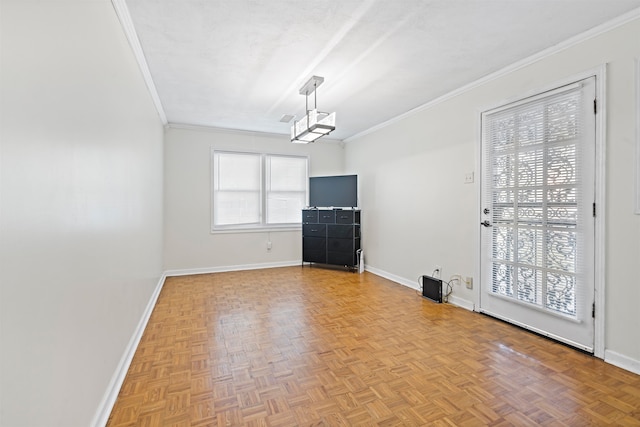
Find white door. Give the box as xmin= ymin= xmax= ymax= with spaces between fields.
xmin=479 ymin=77 xmax=596 ymax=352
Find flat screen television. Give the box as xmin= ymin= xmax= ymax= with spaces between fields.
xmin=309 ymin=174 xmax=358 ymax=208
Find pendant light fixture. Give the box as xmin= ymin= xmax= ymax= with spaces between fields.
xmin=291 ymin=75 xmax=336 ymax=143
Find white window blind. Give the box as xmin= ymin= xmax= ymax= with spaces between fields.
xmin=266 ymin=155 xmax=308 ymax=224
xmin=482 ymin=82 xmax=590 ymax=318
xmin=212 ymin=150 xmax=308 ymax=230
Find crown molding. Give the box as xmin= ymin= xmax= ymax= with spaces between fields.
xmin=111 ymin=0 xmax=168 ymax=125
xmin=167 ymin=122 xmax=343 ymax=144
xmin=344 ymin=6 xmax=640 ymax=143
xmin=168 ymin=122 xmax=288 ymax=138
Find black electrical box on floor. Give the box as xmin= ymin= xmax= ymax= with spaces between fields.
xmin=421 ymin=275 xmax=443 ymax=303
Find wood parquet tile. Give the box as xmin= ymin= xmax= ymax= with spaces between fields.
xmin=106 ymin=267 xmax=640 ymax=426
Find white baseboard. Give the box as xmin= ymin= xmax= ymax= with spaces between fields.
xmin=364 ymin=265 xmax=475 ymax=311
xmin=164 ymin=260 xmax=301 ymax=277
xmin=90 ymin=261 xmax=299 ymax=426
xmin=605 ymin=349 xmax=640 ymax=375
xmin=365 ymin=265 xmax=640 ymax=374
xmin=365 ymin=265 xmax=420 ymax=290
xmin=94 ymin=262 xmax=640 ymax=427
xmin=90 ymin=273 xmax=167 ymax=427
xmin=447 ymin=294 xmax=475 ymax=311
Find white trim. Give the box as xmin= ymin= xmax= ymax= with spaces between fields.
xmin=483 ymin=82 xmax=583 ymax=116
xmin=605 ymin=349 xmax=640 ymax=376
xmin=210 ymin=150 xmax=309 ymax=232
xmin=594 ymin=64 xmax=607 ymax=359
xmin=344 ymin=7 xmax=640 ymax=143
xmin=167 ymin=122 xmax=344 ymax=144
xmin=91 ymin=256 xmax=636 ymax=426
xmin=211 ymin=225 xmax=302 ymax=234
xmin=110 ymin=0 xmax=168 ymax=125
xmin=364 ymin=265 xmax=474 ymax=311
xmin=479 ymin=67 xmax=606 ymax=118
xmin=476 ymin=66 xmax=607 ymax=357
xmin=364 ymin=265 xmax=418 ymax=290
xmin=635 ymin=57 xmax=640 ymax=214
xmin=474 ymin=111 xmax=483 ymax=313
xmin=169 ymin=123 xmax=292 ymax=139
xmin=164 ymin=260 xmax=302 ymax=277
xmin=91 ymin=261 xmax=300 ymax=426
xmin=90 ymin=273 xmax=167 ymax=427
xmin=480 ymin=309 xmax=593 ymax=353
xmin=447 ymin=295 xmax=475 ymax=312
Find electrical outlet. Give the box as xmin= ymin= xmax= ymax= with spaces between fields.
xmin=465 ymin=276 xmax=473 ymax=289
xmin=464 ymin=172 xmax=474 ymax=184
xmin=433 ymin=265 xmax=441 ymax=279
xmin=267 ymin=241 xmax=272 ymax=251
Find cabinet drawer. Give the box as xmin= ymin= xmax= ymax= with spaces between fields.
xmin=303 ymin=237 xmax=326 ymax=263
xmin=303 ymin=236 xmax=326 ymax=251
xmin=302 ymin=224 xmax=326 ymax=237
xmin=328 ymin=251 xmax=356 ymax=266
xmin=328 ymin=238 xmax=353 ymax=252
xmin=302 ymin=210 xmax=318 ymax=223
xmin=304 ymin=249 xmax=327 ymax=263
xmin=318 ymin=210 xmax=336 ymax=223
xmin=335 ymin=210 xmax=354 ymax=224
xmin=327 ymin=224 xmax=359 ymax=239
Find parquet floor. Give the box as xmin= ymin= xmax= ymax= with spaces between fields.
xmin=106 ymin=267 xmax=640 ymax=426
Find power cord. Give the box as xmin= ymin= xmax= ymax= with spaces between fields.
xmin=443 ymin=275 xmax=463 ymax=303
xmin=417 ymin=274 xmax=454 ymax=303
xmin=442 ymin=279 xmax=453 ymax=303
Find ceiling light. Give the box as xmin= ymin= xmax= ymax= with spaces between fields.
xmin=291 ymin=76 xmax=336 ymax=143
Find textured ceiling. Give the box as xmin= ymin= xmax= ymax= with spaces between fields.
xmin=125 ymin=0 xmax=640 ymax=141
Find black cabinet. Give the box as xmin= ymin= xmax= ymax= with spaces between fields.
xmin=318 ymin=210 xmax=336 ymax=223
xmin=301 ymin=224 xmax=326 ymax=263
xmin=302 ymin=208 xmax=361 ymax=269
xmin=302 ymin=210 xmax=319 ymax=223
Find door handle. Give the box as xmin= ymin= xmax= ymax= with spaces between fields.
xmin=481 ymin=221 xmax=492 ymax=227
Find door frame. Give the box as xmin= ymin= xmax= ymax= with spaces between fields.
xmin=474 ymin=65 xmax=607 ymax=358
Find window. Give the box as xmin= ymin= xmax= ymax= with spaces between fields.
xmin=212 ymin=150 xmax=308 ymax=231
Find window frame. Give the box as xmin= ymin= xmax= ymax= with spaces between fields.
xmin=481 ymin=81 xmax=589 ymax=318
xmin=211 ymin=149 xmax=309 ymax=233
xmin=477 ymin=68 xmax=608 ymax=358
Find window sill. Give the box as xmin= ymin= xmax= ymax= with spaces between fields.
xmin=211 ymin=224 xmax=302 ymax=234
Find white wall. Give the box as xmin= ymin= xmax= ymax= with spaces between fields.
xmin=0 ymin=1 xmax=164 ymax=426
xmin=163 ymin=127 xmax=345 ymax=272
xmin=345 ymin=17 xmax=640 ymax=367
